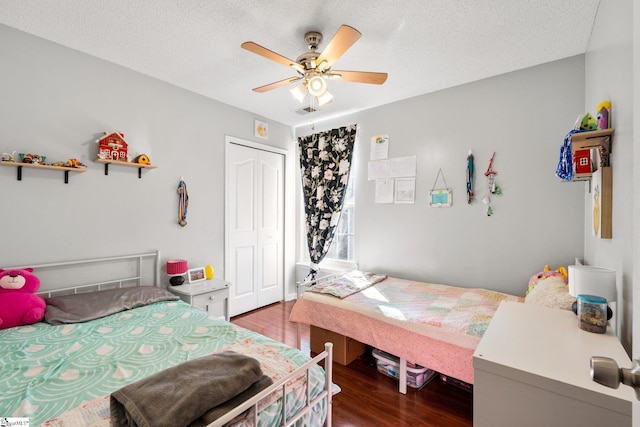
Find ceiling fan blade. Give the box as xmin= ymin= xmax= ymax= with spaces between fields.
xmin=315 ymin=25 xmax=361 ymax=68
xmin=242 ymin=41 xmax=299 ymax=69
xmin=329 ymin=70 xmax=388 ymax=85
xmin=252 ymin=76 xmax=301 ymax=93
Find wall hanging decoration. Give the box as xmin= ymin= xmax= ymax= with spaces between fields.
xmin=591 ymin=167 xmax=612 ymax=239
xmin=254 ymin=119 xmax=268 ymax=139
xmin=177 ymin=177 xmax=189 ymax=227
xmin=370 ymin=134 xmax=389 ymax=160
xmin=395 ymin=177 xmax=416 ymax=204
xmin=429 ymin=168 xmax=452 ymax=207
xmin=482 ymin=152 xmax=502 ymax=216
xmin=466 ymin=150 xmax=474 ymax=204
xmin=375 ymin=178 xmax=394 ymax=204
xmin=556 ymin=116 xmax=587 ymax=182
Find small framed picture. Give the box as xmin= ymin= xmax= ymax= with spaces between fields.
xmin=254 ymin=119 xmax=268 ymax=139
xmin=395 ymin=178 xmax=415 ymax=204
xmin=188 ymin=267 xmax=206 ymax=283
xmin=429 ymin=189 xmax=452 ymax=207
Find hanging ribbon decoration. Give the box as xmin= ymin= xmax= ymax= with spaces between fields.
xmin=555 ymin=129 xmax=586 ymax=181
xmin=483 ymin=152 xmax=502 ymax=216
xmin=177 ymin=178 xmax=189 ymax=227
xmin=466 ymin=150 xmax=474 ymax=204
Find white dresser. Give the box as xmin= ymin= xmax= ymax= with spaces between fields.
xmin=473 ymin=301 xmax=633 ymax=427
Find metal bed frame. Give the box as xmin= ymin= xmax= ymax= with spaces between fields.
xmin=6 ymin=250 xmax=161 ymax=296
xmin=209 ymin=342 xmax=333 ymax=427
xmin=4 ymin=250 xmax=334 ymax=426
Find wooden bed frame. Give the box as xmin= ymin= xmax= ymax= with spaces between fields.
xmin=5 ymin=250 xmax=334 ymax=427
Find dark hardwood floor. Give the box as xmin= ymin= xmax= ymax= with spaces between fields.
xmin=231 ymin=301 xmax=473 ymax=427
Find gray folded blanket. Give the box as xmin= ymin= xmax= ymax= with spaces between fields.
xmin=110 ymin=351 xmax=273 ymax=427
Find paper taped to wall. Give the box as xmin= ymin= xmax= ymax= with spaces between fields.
xmin=368 ymin=156 xmax=416 ymax=180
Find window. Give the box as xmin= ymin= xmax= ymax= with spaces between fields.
xmin=323 ymin=172 xmax=354 ymax=262
xmin=297 ymin=149 xmax=356 ymax=268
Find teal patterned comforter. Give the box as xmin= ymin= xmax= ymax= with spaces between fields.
xmin=0 ymin=300 xmax=326 ymax=426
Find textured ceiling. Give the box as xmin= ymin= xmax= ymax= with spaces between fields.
xmin=0 ymin=0 xmax=600 ymax=127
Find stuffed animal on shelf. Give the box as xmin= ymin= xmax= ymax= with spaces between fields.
xmin=0 ymin=267 xmax=46 ymax=330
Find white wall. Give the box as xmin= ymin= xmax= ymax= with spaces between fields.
xmin=0 ymin=24 xmax=297 ymax=292
xmin=584 ymin=0 xmax=634 ymax=352
xmin=296 ymin=56 xmax=586 ymax=296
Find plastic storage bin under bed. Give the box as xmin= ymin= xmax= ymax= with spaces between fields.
xmin=372 ymin=349 xmax=438 ymax=389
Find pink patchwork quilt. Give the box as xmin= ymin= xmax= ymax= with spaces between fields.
xmin=290 ymin=276 xmax=523 ymax=384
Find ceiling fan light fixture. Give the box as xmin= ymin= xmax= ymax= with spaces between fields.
xmin=290 ymin=84 xmax=308 ymax=103
xmin=243 ymin=25 xmax=386 ymax=111
xmin=316 ymin=60 xmax=329 ymax=72
xmin=307 ymin=75 xmax=327 ymax=96
xmin=316 ymin=90 xmax=333 ymax=106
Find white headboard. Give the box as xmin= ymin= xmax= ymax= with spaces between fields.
xmin=2 ymin=251 xmax=161 ymax=297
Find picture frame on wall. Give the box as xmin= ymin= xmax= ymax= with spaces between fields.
xmin=395 ymin=178 xmax=415 ymax=204
xmin=429 ymin=189 xmax=452 ymax=207
xmin=188 ymin=267 xmax=206 ymax=283
xmin=254 ymin=119 xmax=268 ymax=139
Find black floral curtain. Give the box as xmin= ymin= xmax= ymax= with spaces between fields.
xmin=298 ymin=124 xmax=357 ymax=279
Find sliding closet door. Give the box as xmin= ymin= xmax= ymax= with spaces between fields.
xmin=226 ymin=140 xmax=284 ymax=316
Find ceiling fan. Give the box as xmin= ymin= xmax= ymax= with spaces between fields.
xmin=241 ymin=25 xmax=387 ymax=106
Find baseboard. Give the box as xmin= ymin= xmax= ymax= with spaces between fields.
xmin=286 ymin=292 xmax=297 ymax=301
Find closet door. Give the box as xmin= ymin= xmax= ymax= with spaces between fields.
xmin=226 ymin=141 xmax=284 ymax=316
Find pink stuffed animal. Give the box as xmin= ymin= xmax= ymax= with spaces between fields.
xmin=0 ymin=268 xmax=46 ymax=329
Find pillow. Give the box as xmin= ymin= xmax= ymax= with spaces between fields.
xmin=524 ymin=276 xmax=575 ymax=311
xmin=307 ymin=271 xmax=387 ymax=298
xmin=44 ymin=286 xmax=178 ymax=325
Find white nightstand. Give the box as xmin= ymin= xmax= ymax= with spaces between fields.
xmin=168 ymin=279 xmax=230 ymax=321
xmin=473 ymin=301 xmax=633 ymax=427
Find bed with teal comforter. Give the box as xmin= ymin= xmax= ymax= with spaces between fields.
xmin=1 ymin=299 xmax=327 ymax=426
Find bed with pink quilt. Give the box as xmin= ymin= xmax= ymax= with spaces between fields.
xmin=290 ymin=272 xmax=524 ymax=387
